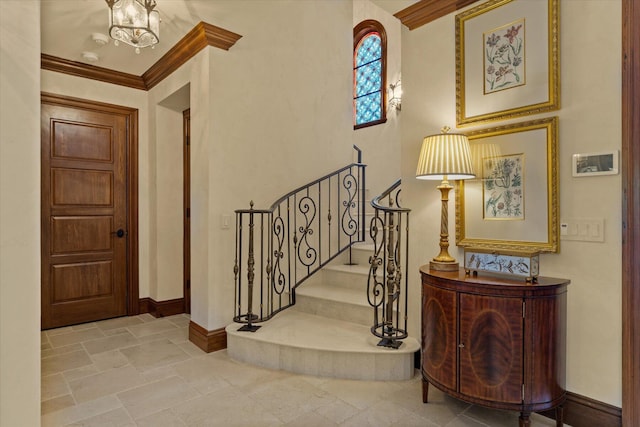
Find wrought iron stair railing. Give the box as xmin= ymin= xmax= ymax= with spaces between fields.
xmin=367 ymin=179 xmax=411 ymax=348
xmin=233 ymin=158 xmax=366 ymax=331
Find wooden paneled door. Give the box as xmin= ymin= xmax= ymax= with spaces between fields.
xmin=41 ymin=94 xmax=138 ymax=329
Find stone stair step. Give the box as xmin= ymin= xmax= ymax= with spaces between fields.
xmin=319 ymin=263 xmax=371 ymax=291
xmin=295 ymin=281 xmax=372 ymax=326
xmin=226 ymin=309 xmax=419 ymax=381
xmin=227 ymin=239 xmax=418 ymax=381
xmin=340 ymin=242 xmax=376 ymax=266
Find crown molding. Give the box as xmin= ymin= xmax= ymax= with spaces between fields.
xmin=394 ymin=0 xmax=480 ymax=30
xmin=143 ymin=22 xmax=242 ymax=89
xmin=41 ymin=54 xmax=147 ymax=90
xmin=41 ymin=21 xmax=242 ymax=91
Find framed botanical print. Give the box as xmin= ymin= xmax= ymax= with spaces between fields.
xmin=455 ymin=0 xmax=559 ymax=126
xmin=456 ymin=117 xmax=559 ymax=253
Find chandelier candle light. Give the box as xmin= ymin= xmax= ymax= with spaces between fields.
xmin=106 ymin=0 xmax=159 ymax=54
xmin=416 ymin=126 xmax=475 ymax=271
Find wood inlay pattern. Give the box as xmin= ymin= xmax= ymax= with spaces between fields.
xmin=468 ymin=310 xmax=513 ymax=387
xmin=422 ymin=285 xmax=457 ymax=391
xmin=421 ymin=268 xmax=569 ymax=425
xmin=424 ymin=298 xmax=447 ymax=369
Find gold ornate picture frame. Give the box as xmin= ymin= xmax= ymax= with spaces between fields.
xmin=456 ymin=117 xmax=559 ymax=252
xmin=455 ymin=0 xmax=559 ymax=126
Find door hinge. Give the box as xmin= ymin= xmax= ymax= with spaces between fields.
xmin=186 ymin=135 xmax=190 ymax=146
xmin=186 ymin=279 xmax=191 ymax=289
xmin=522 ymin=384 xmax=525 ymax=401
xmin=522 ymin=301 xmax=526 ymax=318
xmin=186 ymin=207 xmax=190 ymax=218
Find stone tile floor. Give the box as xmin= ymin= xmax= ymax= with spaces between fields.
xmin=41 ymin=314 xmax=564 ymax=426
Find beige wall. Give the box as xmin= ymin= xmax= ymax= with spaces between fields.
xmin=43 ymin=0 xmax=357 ymax=332
xmin=401 ymin=0 xmax=622 ymax=406
xmin=202 ymin=1 xmax=355 ymax=328
xmin=154 ymin=105 xmax=185 ymax=301
xmin=353 ymin=0 xmax=403 ymax=198
xmin=1 ymin=2 xmax=622 ymax=423
xmin=143 ymin=0 xmax=358 ymax=330
xmin=0 ymin=1 xmax=42 ymax=425
xmin=147 ymin=50 xmax=212 ymax=326
xmin=152 ymin=82 xmax=191 ymax=303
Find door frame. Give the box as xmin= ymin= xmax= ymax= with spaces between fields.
xmin=41 ymin=92 xmax=139 ymax=316
xmin=183 ymin=108 xmax=191 ymax=314
xmin=621 ymin=0 xmax=640 ymax=424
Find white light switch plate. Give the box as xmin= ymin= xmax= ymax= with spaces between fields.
xmin=221 ymin=214 xmax=231 ymax=230
xmin=560 ymin=218 xmax=604 ymax=242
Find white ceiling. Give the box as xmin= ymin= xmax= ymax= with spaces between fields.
xmin=40 ymin=0 xmax=417 ymax=76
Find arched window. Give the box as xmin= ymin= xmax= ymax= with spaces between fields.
xmin=354 ymin=20 xmax=387 ymax=129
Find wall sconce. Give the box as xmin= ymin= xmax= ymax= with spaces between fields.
xmin=416 ymin=126 xmax=475 ymax=271
xmin=388 ymin=80 xmax=402 ymax=111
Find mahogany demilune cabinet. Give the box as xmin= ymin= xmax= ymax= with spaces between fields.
xmin=420 ymin=267 xmax=570 ymax=427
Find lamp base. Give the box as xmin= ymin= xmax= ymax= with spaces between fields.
xmin=430 ymin=260 xmax=459 ymax=272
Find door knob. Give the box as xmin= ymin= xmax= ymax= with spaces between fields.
xmin=112 ymin=229 xmax=127 ymax=238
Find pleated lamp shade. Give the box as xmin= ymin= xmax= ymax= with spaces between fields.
xmin=470 ymin=142 xmax=501 ymax=180
xmin=416 ymin=128 xmax=476 ymax=180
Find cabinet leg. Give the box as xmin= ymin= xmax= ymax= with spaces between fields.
xmin=519 ymin=412 xmax=531 ymax=427
xmin=422 ymin=378 xmax=429 ymax=403
xmin=556 ymin=405 xmax=564 ymax=427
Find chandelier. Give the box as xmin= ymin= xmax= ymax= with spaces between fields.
xmin=105 ymin=0 xmax=160 ymax=54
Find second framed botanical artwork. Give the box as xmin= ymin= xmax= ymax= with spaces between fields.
xmin=455 ymin=0 xmax=559 ymax=126
xmin=456 ymin=117 xmax=559 ymax=253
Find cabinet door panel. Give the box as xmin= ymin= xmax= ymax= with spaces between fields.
xmin=526 ymin=294 xmax=567 ymax=405
xmin=459 ymin=294 xmax=523 ymax=404
xmin=422 ymin=285 xmax=457 ymax=391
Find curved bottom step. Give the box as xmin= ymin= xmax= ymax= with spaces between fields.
xmin=226 ymin=309 xmax=419 ymax=381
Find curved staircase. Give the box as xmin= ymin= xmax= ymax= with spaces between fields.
xmin=226 ymin=243 xmax=420 ymax=380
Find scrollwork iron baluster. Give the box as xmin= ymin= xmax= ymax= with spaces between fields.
xmin=341 ymin=170 xmax=359 ymax=239
xmin=233 ymin=157 xmax=366 ymax=329
xmin=368 ymin=180 xmax=410 ymax=348
xmin=297 ymin=194 xmax=317 ymax=269
xmin=239 ymin=201 xmax=260 ymax=332
xmin=272 ymin=215 xmax=286 ymax=295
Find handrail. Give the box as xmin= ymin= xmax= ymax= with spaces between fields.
xmin=370 ymin=178 xmax=409 ymax=212
xmin=367 ymin=179 xmax=410 ymax=348
xmin=233 ymin=160 xmax=367 ymax=331
xmin=268 ymin=163 xmax=364 ymax=211
xmin=353 ymin=144 xmax=362 ymax=164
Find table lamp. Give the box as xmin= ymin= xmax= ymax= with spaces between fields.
xmin=416 ymin=126 xmax=475 ymax=271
